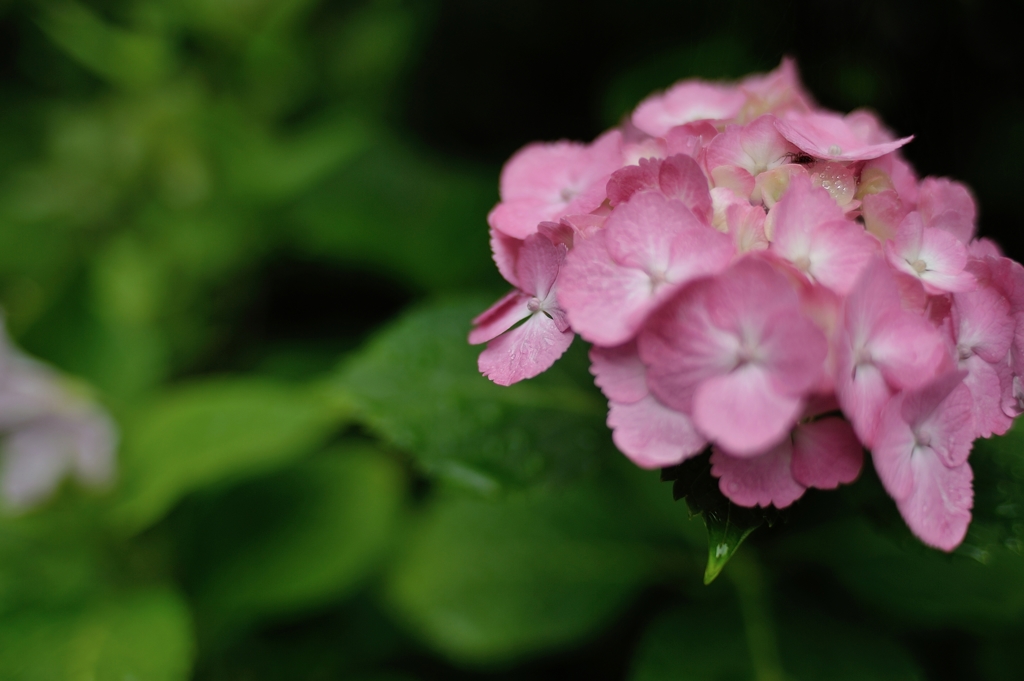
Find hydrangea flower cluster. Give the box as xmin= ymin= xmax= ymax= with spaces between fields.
xmin=0 ymin=318 xmax=117 ymax=510
xmin=470 ymin=59 xmax=1024 ymax=552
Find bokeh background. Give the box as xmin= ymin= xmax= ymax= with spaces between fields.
xmin=1 ymin=1 xmax=1023 ymax=679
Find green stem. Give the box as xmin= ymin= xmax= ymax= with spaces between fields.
xmin=727 ymin=549 xmax=787 ymax=681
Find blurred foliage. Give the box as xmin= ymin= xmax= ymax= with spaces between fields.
xmin=0 ymin=0 xmax=1023 ymax=680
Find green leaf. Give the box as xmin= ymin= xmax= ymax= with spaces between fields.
xmin=111 ymin=377 xmax=348 ymax=532
xmin=288 ymin=141 xmax=500 ymax=293
xmin=384 ymin=480 xmax=661 ymax=664
xmin=215 ymin=110 xmax=372 ymax=203
xmin=963 ymin=421 xmax=1024 ymax=560
xmin=629 ymin=597 xmax=754 ymax=681
xmin=184 ymin=446 xmax=406 ymax=634
xmin=662 ymin=452 xmax=781 ymax=584
xmin=36 ymin=0 xmax=177 ymax=88
xmin=630 ymin=598 xmax=924 ymax=681
xmin=776 ymin=516 xmax=1024 ymax=629
xmin=333 ymin=298 xmax=616 ymax=492
xmin=0 ymin=499 xmax=108 ymax=617
xmin=0 ymin=588 xmax=194 ymax=681
xmin=775 ymin=606 xmax=924 ymax=681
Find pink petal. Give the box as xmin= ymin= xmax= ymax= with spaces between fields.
xmin=490 ymin=228 xmax=523 ymax=287
xmin=608 ymin=394 xmax=707 ymax=469
xmin=606 ymin=157 xmax=660 ymax=206
xmin=640 ymin=281 xmax=739 ymax=414
xmin=962 ymin=355 xmax=1013 ymax=438
xmin=477 ymin=313 xmax=574 ymax=386
xmin=693 ymin=364 xmax=803 ymax=456
xmin=488 ymin=131 xmax=623 ymax=238
xmin=589 ymin=343 xmax=648 ymax=404
xmin=872 ymin=393 xmax=919 ymax=501
xmin=658 ymin=155 xmax=713 ymax=224
xmin=861 ymin=190 xmax=907 ymax=241
xmin=560 ymin=193 xmax=732 ymax=346
xmin=469 ymin=291 xmax=531 ymax=345
xmin=710 ymin=164 xmax=755 ymax=199
xmin=886 ymin=213 xmax=974 ymax=294
xmin=897 ymin=455 xmax=973 ymax=552
xmin=775 ymin=111 xmax=913 ymax=162
xmin=604 ymin=192 xmax=701 ymax=271
xmin=953 ymin=285 xmax=1014 ymax=363
xmin=515 ymin=232 xmax=567 ymax=299
xmin=559 ymin=230 xmax=666 ymax=346
xmin=869 ymin=309 xmax=951 ymax=390
xmin=805 ymin=221 xmax=879 ymax=295
xmin=901 ymin=375 xmax=974 ymax=469
xmin=711 ymin=440 xmax=806 ymax=508
xmin=919 ymin=177 xmax=976 ymax=243
xmin=632 ymin=81 xmax=746 ymax=137
xmin=790 ymin=417 xmax=864 ymax=489
xmin=738 ymin=58 xmax=815 ymax=117
xmin=837 ymin=360 xmax=892 ymax=447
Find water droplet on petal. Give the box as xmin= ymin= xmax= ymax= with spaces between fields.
xmin=811 ymin=161 xmax=856 ymax=206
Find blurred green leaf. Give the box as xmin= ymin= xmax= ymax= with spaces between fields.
xmin=37 ymin=0 xmax=177 ymax=88
xmin=776 ymin=516 xmax=1024 ymax=630
xmin=965 ymin=421 xmax=1024 ymax=560
xmin=775 ymin=606 xmax=923 ymax=681
xmin=215 ymin=109 xmax=372 ymax=202
xmin=662 ymin=452 xmax=780 ymax=584
xmin=186 ymin=446 xmax=406 ymax=633
xmin=0 ymin=588 xmax=193 ymax=681
xmin=112 ymin=377 xmax=348 ymax=532
xmin=630 ymin=598 xmax=923 ymax=681
xmin=629 ymin=598 xmax=754 ymax=681
xmin=288 ymin=140 xmax=499 ymax=292
xmin=385 ymin=480 xmax=661 ymax=664
xmin=333 ymin=298 xmax=614 ymax=492
xmin=0 ymin=501 xmax=107 ymax=617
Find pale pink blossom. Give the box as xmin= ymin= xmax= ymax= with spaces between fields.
xmin=470 ymin=233 xmax=574 ymax=386
xmin=766 ymin=175 xmax=878 ymax=294
xmin=487 ymin=130 xmax=623 ymax=239
xmin=705 ymin=115 xmax=798 ymax=201
xmin=632 ymin=82 xmax=746 ymax=137
xmin=559 ymin=191 xmax=733 ymax=346
xmin=834 ymin=259 xmax=951 ymax=445
xmin=948 ymin=280 xmax=1015 ymax=437
xmin=873 ymin=372 xmax=975 ymax=551
xmin=885 ymin=212 xmax=975 ymax=293
xmin=640 ymin=257 xmax=827 ymax=455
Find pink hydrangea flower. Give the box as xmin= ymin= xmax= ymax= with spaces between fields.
xmin=471 ymin=58 xmax=1022 ymax=552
